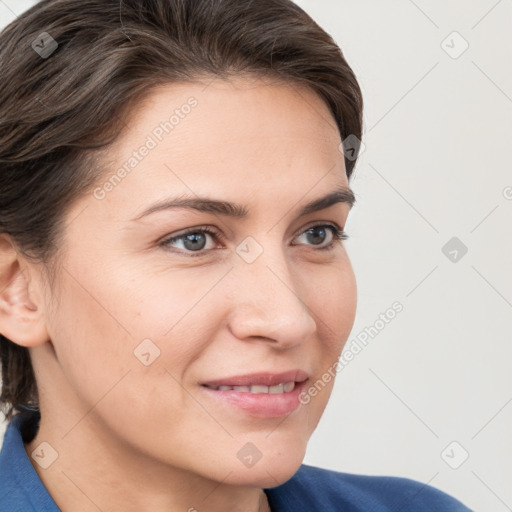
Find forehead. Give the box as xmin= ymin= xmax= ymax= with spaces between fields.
xmin=89 ymin=76 xmax=347 ymax=218
xmin=114 ymin=75 xmax=341 ymax=159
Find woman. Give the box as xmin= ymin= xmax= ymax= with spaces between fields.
xmin=0 ymin=0 xmax=472 ymax=510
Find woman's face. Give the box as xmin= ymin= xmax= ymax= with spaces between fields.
xmin=35 ymin=76 xmax=357 ymax=487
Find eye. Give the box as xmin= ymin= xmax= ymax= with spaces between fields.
xmin=159 ymin=223 xmax=348 ymax=256
xmin=294 ymin=223 xmax=348 ymax=250
xmin=159 ymin=227 xmax=221 ymax=253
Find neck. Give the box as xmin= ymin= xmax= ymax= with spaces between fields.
xmin=25 ymin=412 xmax=271 ymax=512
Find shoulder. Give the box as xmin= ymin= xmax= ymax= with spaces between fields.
xmin=264 ymin=464 xmax=473 ymax=512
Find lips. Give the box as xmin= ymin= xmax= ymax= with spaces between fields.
xmin=200 ymin=371 xmax=310 ymax=418
xmin=200 ymin=369 xmax=309 ymax=389
xmin=204 ymin=382 xmax=296 ymax=394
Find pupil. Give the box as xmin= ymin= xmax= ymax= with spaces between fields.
xmin=308 ymin=227 xmax=326 ymax=245
xmin=185 ymin=233 xmax=206 ymax=251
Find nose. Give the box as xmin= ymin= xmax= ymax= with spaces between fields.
xmin=225 ymin=245 xmax=317 ymax=350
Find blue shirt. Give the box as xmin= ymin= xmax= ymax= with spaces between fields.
xmin=1 ymin=412 xmax=473 ymax=511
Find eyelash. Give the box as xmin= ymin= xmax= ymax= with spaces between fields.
xmin=159 ymin=223 xmax=348 ymax=256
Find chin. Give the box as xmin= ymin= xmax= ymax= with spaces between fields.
xmin=221 ymin=442 xmax=307 ymax=488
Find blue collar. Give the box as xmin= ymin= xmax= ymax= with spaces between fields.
xmin=0 ymin=412 xmax=60 ymax=511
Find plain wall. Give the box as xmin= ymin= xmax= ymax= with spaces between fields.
xmin=1 ymin=2 xmax=511 ymax=511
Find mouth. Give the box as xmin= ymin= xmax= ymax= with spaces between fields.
xmin=202 ymin=381 xmax=297 ymax=394
xmin=200 ymin=369 xmax=309 ymax=389
xmin=200 ymin=369 xmax=309 ymax=418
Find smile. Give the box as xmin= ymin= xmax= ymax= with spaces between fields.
xmin=202 ymin=382 xmax=296 ymax=393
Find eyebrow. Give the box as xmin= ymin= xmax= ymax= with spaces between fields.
xmin=131 ymin=186 xmax=355 ymax=222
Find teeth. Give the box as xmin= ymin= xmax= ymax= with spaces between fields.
xmin=269 ymin=383 xmax=284 ymax=394
xmin=250 ymin=385 xmax=269 ymax=393
xmin=233 ymin=386 xmax=250 ymax=392
xmin=206 ymin=381 xmax=296 ymax=394
xmin=283 ymin=381 xmax=295 ymax=392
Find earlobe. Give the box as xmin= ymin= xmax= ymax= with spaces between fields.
xmin=0 ymin=235 xmax=50 ymax=347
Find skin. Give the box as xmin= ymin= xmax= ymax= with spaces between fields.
xmin=0 ymin=76 xmax=357 ymax=512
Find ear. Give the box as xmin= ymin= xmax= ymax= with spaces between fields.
xmin=0 ymin=235 xmax=50 ymax=347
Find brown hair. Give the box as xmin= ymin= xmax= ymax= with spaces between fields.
xmin=0 ymin=0 xmax=363 ymax=421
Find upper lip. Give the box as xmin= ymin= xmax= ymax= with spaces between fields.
xmin=201 ymin=369 xmax=309 ymax=387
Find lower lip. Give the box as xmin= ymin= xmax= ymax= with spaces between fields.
xmin=200 ymin=380 xmax=308 ymax=418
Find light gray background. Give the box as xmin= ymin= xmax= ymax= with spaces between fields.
xmin=1 ymin=1 xmax=511 ymax=511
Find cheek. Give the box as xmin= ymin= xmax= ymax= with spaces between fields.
xmin=46 ymin=263 xmax=218 ymax=418
xmin=313 ymin=257 xmax=357 ymax=360
xmin=46 ymin=276 xmax=134 ymax=406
